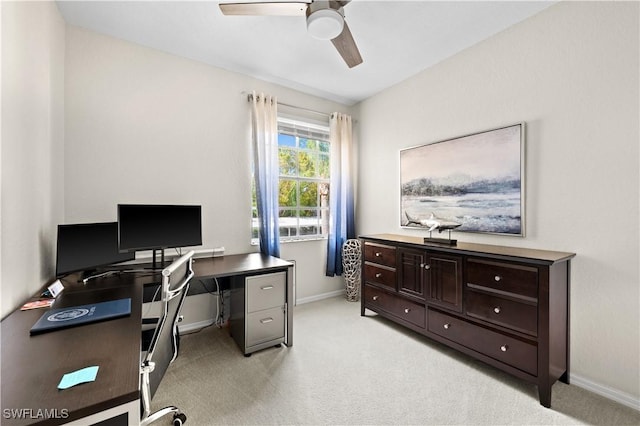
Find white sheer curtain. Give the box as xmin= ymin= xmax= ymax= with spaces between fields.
xmin=250 ymin=91 xmax=280 ymax=257
xmin=326 ymin=112 xmax=355 ymax=276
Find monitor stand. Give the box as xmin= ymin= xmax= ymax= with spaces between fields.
xmin=152 ymin=248 xmax=166 ymax=270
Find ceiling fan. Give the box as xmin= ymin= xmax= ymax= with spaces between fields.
xmin=218 ymin=0 xmax=363 ymax=68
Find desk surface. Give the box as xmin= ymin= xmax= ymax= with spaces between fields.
xmin=1 ymin=253 xmax=292 ymax=426
xmin=192 ymin=252 xmax=293 ymax=279
xmin=1 ymin=273 xmax=150 ymax=426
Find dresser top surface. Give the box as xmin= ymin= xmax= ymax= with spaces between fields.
xmin=360 ymin=234 xmax=575 ymax=264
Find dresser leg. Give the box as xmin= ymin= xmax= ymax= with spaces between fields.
xmin=538 ymin=385 xmax=552 ymax=408
xmin=559 ymin=371 xmax=570 ymax=384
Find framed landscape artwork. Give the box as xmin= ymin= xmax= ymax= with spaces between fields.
xmin=400 ymin=123 xmax=525 ymax=236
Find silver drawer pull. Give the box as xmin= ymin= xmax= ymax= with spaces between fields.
xmin=424 ymin=264 xmax=431 ymax=270
xmin=443 ymin=323 xmax=451 ymax=330
xmin=500 ymin=344 xmax=509 ymax=352
xmin=493 ymin=306 xmax=501 ymax=314
xmin=261 ymin=285 xmax=274 ymax=290
xmin=372 ymin=295 xmax=379 ymax=301
xmin=375 ymin=273 xmax=382 ymax=278
xmin=404 ymin=308 xmax=410 ymax=314
xmin=494 ymin=275 xmax=502 ymax=282
xmin=260 ymin=318 xmax=274 ymax=324
xmin=375 ymin=252 xmax=382 ymax=257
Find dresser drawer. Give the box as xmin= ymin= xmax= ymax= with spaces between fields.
xmin=246 ymin=272 xmax=286 ymax=313
xmin=246 ymin=306 xmax=285 ymax=347
xmin=364 ymin=263 xmax=396 ymax=290
xmin=466 ymin=259 xmax=538 ymax=299
xmin=465 ymin=290 xmax=537 ymax=336
xmin=364 ymin=284 xmax=425 ymax=328
xmin=364 ymin=243 xmax=396 ymax=268
xmin=428 ymin=309 xmax=537 ymax=376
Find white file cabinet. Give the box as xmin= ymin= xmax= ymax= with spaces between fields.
xmin=230 ymin=271 xmax=287 ymax=356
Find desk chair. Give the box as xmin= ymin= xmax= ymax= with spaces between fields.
xmin=140 ymin=250 xmax=194 ymax=426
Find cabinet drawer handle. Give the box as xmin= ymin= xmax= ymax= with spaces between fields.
xmin=375 ymin=273 xmax=382 ymax=278
xmin=375 ymin=252 xmax=382 ymax=257
xmin=404 ymin=308 xmax=410 ymax=314
xmin=500 ymin=344 xmax=509 ymax=352
xmin=424 ymin=264 xmax=431 ymax=270
xmin=493 ymin=306 xmax=501 ymax=314
xmin=443 ymin=323 xmax=451 ymax=330
xmin=372 ymin=295 xmax=379 ymax=301
xmin=494 ymin=275 xmax=502 ymax=282
xmin=260 ymin=318 xmax=274 ymax=324
xmin=261 ymin=285 xmax=274 ymax=290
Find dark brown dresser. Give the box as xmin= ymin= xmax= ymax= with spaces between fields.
xmin=360 ymin=233 xmax=575 ymax=408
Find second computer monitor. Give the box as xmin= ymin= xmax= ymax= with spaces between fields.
xmin=56 ymin=222 xmax=136 ymax=277
xmin=117 ymin=204 xmax=202 ymax=252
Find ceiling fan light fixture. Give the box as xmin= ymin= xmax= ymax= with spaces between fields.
xmin=306 ymin=9 xmax=344 ymax=40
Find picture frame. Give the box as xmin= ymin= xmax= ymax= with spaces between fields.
xmin=400 ymin=123 xmax=525 ymax=236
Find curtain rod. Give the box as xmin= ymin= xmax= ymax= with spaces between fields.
xmin=244 ymin=92 xmax=331 ymax=119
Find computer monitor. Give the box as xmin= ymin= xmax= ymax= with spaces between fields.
xmin=117 ymin=204 xmax=202 ymax=252
xmin=56 ymin=222 xmax=136 ymax=277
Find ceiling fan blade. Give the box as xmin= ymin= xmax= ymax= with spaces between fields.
xmin=219 ymin=2 xmax=308 ymax=16
xmin=331 ymin=21 xmax=362 ymax=68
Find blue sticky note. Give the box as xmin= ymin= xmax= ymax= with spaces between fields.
xmin=58 ymin=366 xmax=99 ymax=390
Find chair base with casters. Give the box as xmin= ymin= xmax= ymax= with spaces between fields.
xmin=140 ymin=251 xmax=194 ymax=426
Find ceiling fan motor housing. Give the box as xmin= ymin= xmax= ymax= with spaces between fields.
xmin=306 ymin=1 xmax=345 ymax=40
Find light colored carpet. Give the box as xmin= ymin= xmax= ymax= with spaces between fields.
xmin=151 ymin=296 xmax=639 ymax=425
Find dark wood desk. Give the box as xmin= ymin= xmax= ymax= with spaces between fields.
xmin=192 ymin=253 xmax=294 ymax=347
xmin=1 ymin=253 xmax=293 ymax=426
xmin=193 ymin=252 xmax=291 ymax=279
xmin=1 ymin=272 xmax=151 ymax=426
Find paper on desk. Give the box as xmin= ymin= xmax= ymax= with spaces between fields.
xmin=58 ymin=366 xmax=99 ymax=390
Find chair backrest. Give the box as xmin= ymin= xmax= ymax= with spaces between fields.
xmin=143 ymin=250 xmax=194 ymax=398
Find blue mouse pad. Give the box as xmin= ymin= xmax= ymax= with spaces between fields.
xmin=30 ymin=298 xmax=131 ymax=335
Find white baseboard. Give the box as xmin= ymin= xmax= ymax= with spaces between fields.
xmin=296 ymin=289 xmax=345 ymax=305
xmin=178 ymin=319 xmax=215 ymax=334
xmin=570 ymin=373 xmax=640 ymax=411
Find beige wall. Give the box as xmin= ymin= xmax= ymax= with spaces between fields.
xmin=1 ymin=1 xmax=65 ymax=318
xmin=63 ymin=26 xmax=346 ymax=303
xmin=356 ymin=1 xmax=639 ymax=406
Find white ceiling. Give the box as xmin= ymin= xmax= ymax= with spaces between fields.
xmin=56 ymin=1 xmax=554 ymax=106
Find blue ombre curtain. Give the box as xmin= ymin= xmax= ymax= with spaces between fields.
xmin=326 ymin=112 xmax=355 ymax=276
xmin=250 ymin=91 xmax=280 ymax=257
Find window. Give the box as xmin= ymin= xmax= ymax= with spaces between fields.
xmin=252 ymin=117 xmax=330 ymax=242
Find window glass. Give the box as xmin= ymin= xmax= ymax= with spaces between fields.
xmin=252 ymin=117 xmax=330 ymax=242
